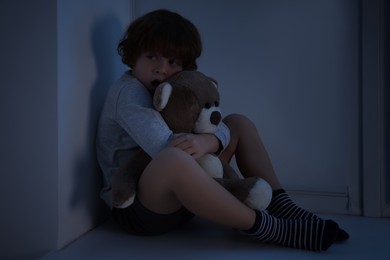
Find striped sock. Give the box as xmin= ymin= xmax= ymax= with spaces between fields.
xmin=267 ymin=189 xmax=349 ymax=242
xmin=267 ymin=189 xmax=318 ymax=220
xmin=242 ymin=211 xmax=338 ymax=251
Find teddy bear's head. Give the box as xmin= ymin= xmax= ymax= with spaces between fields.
xmin=153 ymin=71 xmax=222 ymax=134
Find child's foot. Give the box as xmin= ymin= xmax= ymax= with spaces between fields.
xmin=267 ymin=189 xmax=349 ymax=242
xmin=267 ymin=189 xmax=321 ymax=219
xmin=242 ymin=211 xmax=339 ymax=251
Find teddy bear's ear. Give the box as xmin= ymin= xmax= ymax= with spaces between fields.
xmin=153 ymin=82 xmax=173 ymax=111
xmin=210 ymin=78 xmax=218 ymax=89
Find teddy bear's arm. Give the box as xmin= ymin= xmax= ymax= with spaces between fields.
xmin=111 ymin=149 xmax=152 ymax=208
xmin=221 ymin=160 xmax=241 ymax=179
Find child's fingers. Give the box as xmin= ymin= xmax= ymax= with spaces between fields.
xmin=169 ymin=133 xmax=201 ymax=158
xmin=169 ymin=133 xmax=187 ymax=147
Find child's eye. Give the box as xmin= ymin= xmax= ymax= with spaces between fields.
xmin=205 ymin=103 xmax=211 ymax=109
xmin=169 ymin=58 xmax=182 ymax=66
xmin=145 ymin=53 xmax=158 ymax=60
xmin=215 ymin=101 xmax=219 ymax=107
xmin=147 ymin=55 xmax=157 ymax=61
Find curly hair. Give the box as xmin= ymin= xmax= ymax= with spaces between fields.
xmin=117 ymin=9 xmax=202 ymax=70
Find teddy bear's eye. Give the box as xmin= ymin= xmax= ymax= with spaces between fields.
xmin=205 ymin=103 xmax=211 ymax=109
xmin=215 ymin=101 xmax=219 ymax=107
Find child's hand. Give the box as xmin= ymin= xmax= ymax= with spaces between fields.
xmin=169 ymin=133 xmax=218 ymax=159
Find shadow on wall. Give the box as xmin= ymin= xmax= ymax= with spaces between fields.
xmin=71 ymin=14 xmax=124 ymax=222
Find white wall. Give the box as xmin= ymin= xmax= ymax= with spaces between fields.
xmin=1 ymin=0 xmax=130 ymax=259
xmin=1 ymin=1 xmax=58 ymax=259
xmin=57 ymin=0 xmax=129 ymax=248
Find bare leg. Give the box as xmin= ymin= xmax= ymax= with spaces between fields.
xmin=219 ymin=114 xmax=282 ymax=191
xmin=219 ymin=114 xmax=349 ymax=243
xmin=137 ymin=147 xmax=255 ymax=230
xmin=137 ymin=147 xmax=339 ymax=251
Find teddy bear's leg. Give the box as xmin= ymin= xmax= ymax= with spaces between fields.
xmin=214 ymin=177 xmax=272 ymax=211
xmin=221 ymin=160 xmax=241 ymax=179
xmin=111 ymin=150 xmax=151 ymax=208
xmin=196 ymin=154 xmax=223 ymax=178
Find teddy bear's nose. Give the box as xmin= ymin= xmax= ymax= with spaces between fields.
xmin=210 ymin=111 xmax=221 ymax=125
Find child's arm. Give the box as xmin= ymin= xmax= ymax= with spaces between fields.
xmin=116 ymin=83 xmax=173 ymax=157
xmin=169 ymin=122 xmax=230 ymax=159
xmin=169 ymin=133 xmax=219 ymax=159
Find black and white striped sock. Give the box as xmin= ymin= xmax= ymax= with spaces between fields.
xmin=267 ymin=189 xmax=317 ymax=220
xmin=242 ymin=211 xmax=338 ymax=251
xmin=267 ymin=189 xmax=349 ymax=242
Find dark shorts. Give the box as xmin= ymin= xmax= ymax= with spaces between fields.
xmin=112 ymin=197 xmax=194 ymax=236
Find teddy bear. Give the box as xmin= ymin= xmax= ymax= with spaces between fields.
xmin=111 ymin=71 xmax=272 ymax=211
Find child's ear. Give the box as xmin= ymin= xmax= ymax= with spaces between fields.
xmin=153 ymin=82 xmax=173 ymax=111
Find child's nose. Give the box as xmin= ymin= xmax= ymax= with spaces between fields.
xmin=154 ymin=59 xmax=169 ymax=75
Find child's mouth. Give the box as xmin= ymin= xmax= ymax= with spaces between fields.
xmin=151 ymin=80 xmax=161 ymax=87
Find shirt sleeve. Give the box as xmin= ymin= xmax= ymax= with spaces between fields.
xmin=116 ymin=85 xmax=173 ymax=158
xmin=214 ymin=121 xmax=230 ymax=152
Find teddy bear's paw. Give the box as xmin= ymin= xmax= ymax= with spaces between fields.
xmin=197 ymin=154 xmax=223 ymax=178
xmin=245 ymin=178 xmax=273 ymax=211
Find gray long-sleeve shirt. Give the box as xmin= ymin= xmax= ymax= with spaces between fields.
xmin=96 ymin=71 xmax=230 ymax=208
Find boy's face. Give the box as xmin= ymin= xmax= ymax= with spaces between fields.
xmin=132 ymin=52 xmax=183 ymax=92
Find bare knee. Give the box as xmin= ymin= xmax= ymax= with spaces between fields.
xmin=139 ymin=147 xmax=210 ymax=191
xmin=138 ymin=148 xmax=206 ymax=214
xmin=137 ymin=147 xmax=202 ymax=213
xmin=219 ymin=114 xmax=258 ymax=163
xmin=154 ymin=147 xmax=198 ymax=170
xmin=223 ymin=113 xmax=256 ymax=132
xmin=142 ymin=147 xmax=196 ymax=179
